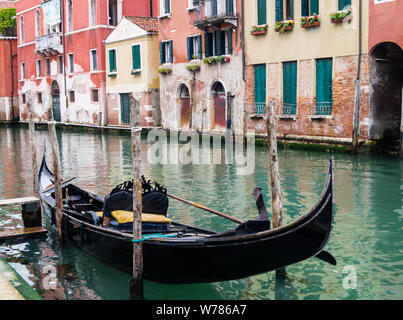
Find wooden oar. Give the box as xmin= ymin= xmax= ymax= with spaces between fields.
xmin=167 ymin=193 xmax=244 ymax=224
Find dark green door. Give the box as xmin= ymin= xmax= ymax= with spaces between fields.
xmin=316 ymin=58 xmax=333 ymax=115
xmin=254 ymin=64 xmax=266 ymax=114
xmin=120 ymin=93 xmax=130 ymax=125
xmin=52 ymin=95 xmax=61 ymax=122
xmin=283 ymin=61 xmax=297 ymax=114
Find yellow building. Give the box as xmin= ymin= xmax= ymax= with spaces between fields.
xmin=244 ymin=0 xmax=370 ymax=142
xmin=105 ymin=16 xmax=160 ymax=127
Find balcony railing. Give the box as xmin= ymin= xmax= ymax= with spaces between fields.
xmin=192 ymin=0 xmax=238 ymax=30
xmin=283 ymin=103 xmax=297 ymax=115
xmin=313 ymin=102 xmax=333 ymax=116
xmin=35 ymin=32 xmax=63 ymax=56
xmin=254 ymin=102 xmax=266 ymax=115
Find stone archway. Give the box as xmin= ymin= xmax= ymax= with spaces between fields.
xmin=369 ymin=42 xmax=403 ymax=141
xmin=51 ymin=81 xmax=61 ymax=122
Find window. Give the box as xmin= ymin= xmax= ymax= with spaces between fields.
xmin=225 ymin=0 xmax=235 ymax=15
xmin=132 ymin=45 xmax=141 ymax=70
xmin=22 ymin=94 xmax=26 ymax=104
xmin=58 ymin=56 xmax=63 ymax=74
xmin=211 ymin=0 xmax=218 ymax=16
xmin=37 ymin=92 xmax=43 ymax=104
xmin=109 ymin=0 xmax=118 ymax=26
xmin=283 ymin=61 xmax=297 ymax=115
xmin=257 ymin=0 xmax=267 ymax=25
xmin=92 ymin=89 xmax=99 ymax=102
xmin=35 ymin=10 xmax=41 ymax=37
xmin=204 ymin=30 xmax=233 ymax=57
xmin=19 ymin=16 xmax=24 ymax=44
xmin=21 ymin=62 xmax=26 ymax=80
xmin=68 ymin=54 xmax=74 ymax=73
xmin=69 ymin=91 xmax=75 ymax=102
xmin=109 ymin=49 xmax=117 ymax=73
xmin=36 ymin=60 xmax=42 ymax=78
xmin=90 ymin=49 xmax=98 ymax=71
xmin=254 ymin=64 xmax=266 ymax=114
xmin=46 ymin=58 xmax=50 ymax=76
xmin=338 ymin=0 xmax=351 ymax=11
xmin=301 ymin=0 xmax=319 ymax=16
xmin=89 ymin=0 xmax=96 ymax=26
xmin=160 ymin=41 xmax=173 ymax=64
xmin=276 ymin=0 xmax=294 ymax=21
xmin=315 ymin=58 xmax=333 ymax=115
xmin=160 ymin=0 xmax=171 ymax=15
xmin=187 ymin=35 xmax=202 ymax=61
xmin=67 ymin=0 xmax=73 ymax=32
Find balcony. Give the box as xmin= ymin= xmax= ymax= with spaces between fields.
xmin=192 ymin=0 xmax=238 ymax=31
xmin=35 ymin=33 xmax=63 ymax=56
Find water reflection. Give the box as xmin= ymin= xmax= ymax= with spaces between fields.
xmin=0 ymin=126 xmax=402 ymax=300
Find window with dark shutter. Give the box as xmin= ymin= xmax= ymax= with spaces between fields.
xmin=338 ymin=0 xmax=351 ymax=11
xmin=254 ymin=64 xmax=266 ymax=114
xmin=204 ymin=33 xmax=213 ymax=57
xmin=160 ymin=42 xmax=166 ymax=64
xmin=283 ymin=61 xmax=297 ymax=115
xmin=257 ymin=0 xmax=267 ymax=25
xmin=316 ymin=58 xmax=333 ymax=115
xmin=302 ymin=0 xmax=319 ymax=16
xmin=92 ymin=89 xmax=99 ymax=102
xmin=132 ymin=45 xmax=141 ymax=70
xmin=109 ymin=49 xmax=116 ymax=72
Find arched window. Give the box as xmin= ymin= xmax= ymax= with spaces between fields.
xmin=89 ymin=0 xmax=96 ymax=26
xmin=67 ymin=0 xmax=73 ymax=32
xmin=19 ymin=16 xmax=24 ymax=44
xmin=35 ymin=10 xmax=41 ymax=37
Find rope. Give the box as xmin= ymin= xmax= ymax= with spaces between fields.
xmin=131 ymin=233 xmax=177 ymax=243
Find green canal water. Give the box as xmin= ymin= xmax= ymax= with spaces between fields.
xmin=0 ymin=126 xmax=402 ymax=300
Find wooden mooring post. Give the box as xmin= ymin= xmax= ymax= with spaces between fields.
xmin=27 ymin=95 xmax=39 ymax=196
xmin=47 ymin=106 xmax=64 ymax=242
xmin=129 ymin=95 xmax=144 ymax=300
xmin=400 ymin=85 xmax=403 ymax=158
xmin=266 ymin=100 xmax=286 ymax=278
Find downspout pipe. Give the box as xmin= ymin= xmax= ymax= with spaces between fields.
xmin=9 ymin=38 xmax=15 ymax=120
xmin=61 ymin=0 xmax=67 ymax=120
xmin=352 ymin=0 xmax=362 ymax=153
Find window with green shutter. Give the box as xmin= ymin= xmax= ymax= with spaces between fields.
xmin=316 ymin=58 xmax=333 ymax=115
xmin=283 ymin=61 xmax=297 ymax=115
xmin=302 ymin=0 xmax=319 ymax=16
xmin=226 ymin=0 xmax=234 ymax=15
xmin=254 ymin=64 xmax=266 ymax=114
xmin=211 ymin=0 xmax=218 ymax=16
xmin=109 ymin=49 xmax=116 ymax=73
xmin=132 ymin=45 xmax=141 ymax=70
xmin=214 ymin=30 xmax=225 ymax=56
xmin=276 ymin=0 xmax=294 ymax=21
xmin=257 ymin=0 xmax=267 ymax=25
xmin=165 ymin=0 xmax=171 ymax=14
xmin=204 ymin=32 xmax=213 ymax=57
xmin=338 ymin=0 xmax=351 ymax=10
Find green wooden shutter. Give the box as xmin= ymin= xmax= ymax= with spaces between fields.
xmin=214 ymin=30 xmax=225 ymax=56
xmin=211 ymin=0 xmax=218 ymax=16
xmin=132 ymin=45 xmax=141 ymax=70
xmin=160 ymin=42 xmax=165 ymax=64
xmin=316 ymin=58 xmax=333 ymax=115
xmin=301 ymin=0 xmax=309 ymax=16
xmin=165 ymin=0 xmax=170 ymax=14
xmin=197 ymin=35 xmax=202 ymax=59
xmin=227 ymin=30 xmax=233 ymax=55
xmin=169 ymin=40 xmax=173 ymax=63
xmin=109 ymin=49 xmax=116 ymax=72
xmin=310 ymin=0 xmax=319 ymax=15
xmin=338 ymin=0 xmax=351 ymax=10
xmin=120 ymin=93 xmax=130 ymax=124
xmin=257 ymin=0 xmax=267 ymax=25
xmin=187 ymin=37 xmax=193 ymax=61
xmin=289 ymin=0 xmax=294 ymax=19
xmin=254 ymin=64 xmax=266 ymax=114
xmin=226 ymin=0 xmax=234 ymax=15
xmin=204 ymin=32 xmax=213 ymax=57
xmin=275 ymin=0 xmax=283 ymax=21
xmin=283 ymin=61 xmax=297 ymax=114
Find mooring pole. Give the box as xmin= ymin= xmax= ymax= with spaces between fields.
xmin=47 ymin=106 xmax=63 ymax=242
xmin=400 ymin=84 xmax=403 ymax=158
xmin=27 ymin=94 xmax=38 ymax=196
xmin=129 ymin=94 xmax=144 ymax=300
xmin=266 ymin=100 xmax=286 ymax=278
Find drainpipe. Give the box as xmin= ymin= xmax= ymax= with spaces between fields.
xmin=61 ymin=0 xmax=67 ymax=121
xmin=352 ymin=0 xmax=362 ymax=153
xmin=241 ymin=0 xmax=245 ymax=82
xmin=150 ymin=0 xmax=153 ymax=17
xmin=8 ymin=39 xmax=15 ymax=121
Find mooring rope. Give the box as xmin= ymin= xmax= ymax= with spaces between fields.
xmin=131 ymin=233 xmax=177 ymax=243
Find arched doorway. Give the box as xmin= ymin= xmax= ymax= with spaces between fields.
xmin=51 ymin=81 xmax=61 ymax=122
xmin=369 ymin=42 xmax=403 ymax=140
xmin=179 ymin=84 xmax=190 ymax=128
xmin=212 ymin=81 xmax=226 ymax=129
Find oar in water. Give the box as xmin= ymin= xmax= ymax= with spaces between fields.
xmin=167 ymin=194 xmax=244 ymax=224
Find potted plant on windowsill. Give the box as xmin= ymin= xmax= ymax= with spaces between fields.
xmin=216 ymin=55 xmax=231 ymax=63
xmin=186 ymin=64 xmax=200 ymax=72
xmin=158 ymin=67 xmax=172 ymax=75
xmin=251 ymin=24 xmax=268 ymax=36
xmin=275 ymin=20 xmax=294 ymax=33
xmin=203 ymin=57 xmax=217 ymax=64
xmin=330 ymin=8 xmax=352 ymax=24
xmin=301 ymin=15 xmax=320 ymax=28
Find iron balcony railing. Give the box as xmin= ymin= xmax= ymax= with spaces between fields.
xmin=35 ymin=32 xmax=63 ymax=56
xmin=314 ymin=102 xmax=333 ymax=115
xmin=282 ymin=103 xmax=297 ymax=115
xmin=254 ymin=102 xmax=266 ymax=115
xmin=192 ymin=0 xmax=238 ymax=30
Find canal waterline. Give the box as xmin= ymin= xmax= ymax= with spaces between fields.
xmin=0 ymin=126 xmax=402 ymax=300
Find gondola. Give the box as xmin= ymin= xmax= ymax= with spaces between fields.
xmin=38 ymin=149 xmax=336 ymax=284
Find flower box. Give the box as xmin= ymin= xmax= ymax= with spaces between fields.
xmin=301 ymin=15 xmax=320 ymax=28
xmin=330 ymin=9 xmax=352 ymax=24
xmin=251 ymin=25 xmax=268 ymax=36
xmin=186 ymin=64 xmax=201 ymax=72
xmin=251 ymin=29 xmax=268 ymax=36
xmin=275 ymin=20 xmax=294 ymax=33
xmin=158 ymin=68 xmax=172 ymax=75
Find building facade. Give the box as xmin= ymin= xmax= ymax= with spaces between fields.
xmin=368 ymin=0 xmax=403 ymax=141
xmin=0 ymin=1 xmax=18 ymax=122
xmin=105 ymin=16 xmax=160 ymax=127
xmin=16 ymin=0 xmax=157 ymax=125
xmin=158 ymin=0 xmax=245 ymax=134
xmin=244 ymin=0 xmax=370 ymax=142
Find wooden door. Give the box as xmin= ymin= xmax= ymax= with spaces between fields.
xmin=52 ymin=95 xmax=61 ymax=122
xmin=214 ymin=92 xmax=226 ymax=129
xmin=120 ymin=93 xmax=130 ymax=125
xmin=180 ymin=97 xmax=191 ymax=128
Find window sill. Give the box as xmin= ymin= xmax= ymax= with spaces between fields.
xmin=107 ymin=72 xmax=117 ymax=78
xmin=158 ymin=13 xmax=171 ymax=20
xmin=131 ymin=69 xmax=142 ymax=75
xmin=186 ymin=7 xmax=196 ymax=12
xmin=249 ymin=113 xmax=265 ymax=119
xmin=308 ymin=114 xmax=334 ymax=120
xmin=278 ymin=114 xmax=298 ymax=121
